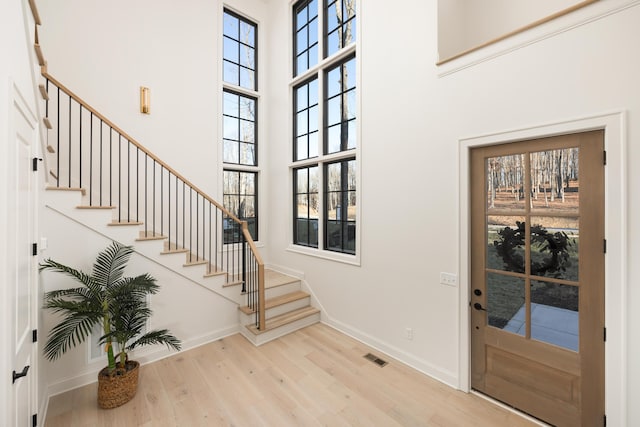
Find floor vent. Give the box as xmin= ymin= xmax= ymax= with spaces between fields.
xmin=363 ymin=353 xmax=388 ymax=367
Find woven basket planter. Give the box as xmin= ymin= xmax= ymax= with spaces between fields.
xmin=97 ymin=361 xmax=140 ymax=409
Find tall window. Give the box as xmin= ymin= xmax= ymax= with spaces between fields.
xmin=223 ymin=10 xmax=257 ymax=90
xmin=223 ymin=9 xmax=259 ymax=243
xmin=294 ymin=0 xmax=319 ymax=76
xmin=292 ymin=0 xmax=357 ymax=256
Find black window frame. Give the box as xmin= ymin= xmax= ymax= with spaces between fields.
xmin=222 ymin=88 xmax=258 ymax=166
xmin=324 ymin=158 xmax=356 ymax=254
xmin=293 ymin=76 xmax=320 ymax=162
xmin=223 ymin=9 xmax=258 ymax=91
xmin=293 ymin=165 xmax=320 ymax=248
xmin=293 ymin=0 xmax=320 ymax=77
xmin=324 ymin=54 xmax=356 ymax=155
xmin=223 ymin=169 xmax=258 ymax=244
xmin=323 ymin=0 xmax=356 ymax=59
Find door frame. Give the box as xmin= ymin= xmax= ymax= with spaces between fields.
xmin=457 ymin=112 xmax=627 ymax=425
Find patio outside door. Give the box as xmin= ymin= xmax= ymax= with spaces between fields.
xmin=470 ymin=130 xmax=605 ymax=426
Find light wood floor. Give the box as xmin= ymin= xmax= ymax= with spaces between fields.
xmin=45 ymin=324 xmax=538 ymax=426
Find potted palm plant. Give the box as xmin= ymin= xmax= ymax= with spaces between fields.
xmin=41 ymin=241 xmax=181 ymax=408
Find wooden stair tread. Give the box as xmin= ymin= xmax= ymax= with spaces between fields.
xmin=239 ymin=290 xmax=309 ymax=315
xmin=161 ymin=247 xmax=189 ymax=254
xmin=203 ymin=270 xmax=225 ymax=278
xmin=264 ymin=269 xmax=300 ymax=289
xmin=77 ymin=205 xmax=116 ymax=209
xmin=108 ymin=221 xmax=143 ymax=226
xmin=183 ymin=257 xmax=208 ymax=267
xmin=46 ymin=186 xmax=85 ymax=195
xmin=136 ymin=232 xmax=166 ymax=241
xmin=38 ymin=84 xmax=48 ymax=100
xmin=46 ymin=145 xmax=56 ymax=153
xmin=246 ymin=306 xmax=320 ymax=335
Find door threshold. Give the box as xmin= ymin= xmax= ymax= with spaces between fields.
xmin=470 ymin=390 xmax=551 ymax=426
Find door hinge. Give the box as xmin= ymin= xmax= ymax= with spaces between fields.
xmin=32 ymin=413 xmax=37 ymax=427
xmin=32 ymin=157 xmax=42 ymax=171
xmin=32 ymin=329 xmax=37 ymax=343
xmin=603 ymin=413 xmax=606 ymax=426
xmin=603 ymin=239 xmax=607 ymax=254
xmin=32 ymin=243 xmax=38 ymax=256
xmin=603 ymin=150 xmax=607 ymax=166
xmin=604 ymin=327 xmax=607 ymax=342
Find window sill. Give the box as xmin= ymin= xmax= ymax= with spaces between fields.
xmin=286 ymin=244 xmax=360 ymax=266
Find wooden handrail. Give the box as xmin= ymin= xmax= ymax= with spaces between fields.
xmin=28 ymin=0 xmax=42 ymax=25
xmin=42 ymin=71 xmax=242 ymax=225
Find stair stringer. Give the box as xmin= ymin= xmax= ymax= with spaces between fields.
xmin=43 ymin=188 xmax=246 ymax=305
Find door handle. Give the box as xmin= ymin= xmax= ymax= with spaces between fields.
xmin=473 ymin=302 xmax=487 ymax=312
xmin=12 ymin=365 xmax=30 ymax=384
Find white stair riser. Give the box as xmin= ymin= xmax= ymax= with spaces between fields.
xmin=240 ymin=312 xmax=321 ymax=346
xmin=265 ymin=281 xmax=301 ymax=299
xmin=239 ymin=296 xmax=311 ymax=325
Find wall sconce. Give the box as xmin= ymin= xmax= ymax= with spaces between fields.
xmin=140 ymin=86 xmax=150 ymax=114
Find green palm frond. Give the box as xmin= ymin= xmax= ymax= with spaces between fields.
xmin=40 ymin=259 xmax=95 ymax=288
xmin=92 ymin=242 xmax=133 ymax=289
xmin=127 ymin=329 xmax=182 ymax=352
xmin=44 ymin=310 xmax=103 ymax=361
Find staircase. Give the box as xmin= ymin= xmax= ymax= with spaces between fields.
xmin=30 ymin=0 xmax=319 ymax=346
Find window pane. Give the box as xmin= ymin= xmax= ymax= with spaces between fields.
xmin=223 ymin=38 xmax=239 ymax=62
xmin=296 ymin=111 xmax=308 ymax=136
xmin=239 ymin=21 xmax=255 ymax=47
xmin=309 ymin=0 xmax=318 ymax=18
xmin=344 ymin=0 xmax=356 ymax=20
xmin=223 ymin=92 xmax=239 ymax=116
xmin=240 ymin=68 xmax=255 ymax=90
xmin=531 ymin=280 xmax=579 ymax=351
xmin=308 ymin=105 xmax=319 ymax=132
xmin=486 ymin=154 xmax=526 ymax=211
xmin=487 ymin=216 xmax=526 ymax=273
xmin=297 ymin=195 xmax=310 ymax=218
xmin=223 ymin=116 xmax=239 ymax=140
xmin=308 ymin=79 xmax=319 ymax=105
xmin=487 ymin=272 xmax=525 ymax=336
xmin=344 ymin=17 xmax=356 ymax=46
xmin=344 ymin=58 xmax=356 ymax=89
xmin=345 ymin=90 xmax=356 ymax=120
xmin=327 ymin=125 xmax=341 ymax=153
xmin=223 ymin=61 xmax=239 ymax=86
xmin=327 ymin=96 xmax=341 ymax=126
xmin=223 ymin=140 xmax=238 ymax=164
xmin=296 ymin=86 xmax=308 ymax=111
xmin=326 ymin=1 xmax=339 ymax=32
xmin=308 ymin=132 xmax=319 ymax=158
xmin=240 ymin=143 xmax=255 ymax=165
xmin=296 ymin=168 xmax=308 ymax=193
xmin=326 ymin=30 xmax=339 ymax=57
xmin=223 ymin=13 xmax=239 ymax=38
xmin=240 ymin=45 xmax=255 ymax=68
xmin=309 ymin=166 xmax=319 ymax=192
xmin=296 ymin=29 xmax=308 ymax=54
xmin=296 ymin=136 xmax=308 ymax=160
xmin=309 ymin=18 xmax=318 ymax=45
xmin=347 ymin=120 xmax=357 ymax=150
xmin=530 ymin=216 xmax=579 ymax=281
xmin=296 ymin=7 xmax=306 ymax=31
xmin=308 ymin=45 xmax=319 ymax=69
xmin=240 ymin=120 xmax=254 ymax=142
xmin=296 ymin=54 xmax=308 ymax=75
xmin=530 ymin=148 xmax=579 ymax=214
xmin=239 ymin=97 xmax=254 ymax=120
xmin=326 ymin=162 xmax=341 ymax=191
xmin=326 ymin=66 xmax=341 ymax=98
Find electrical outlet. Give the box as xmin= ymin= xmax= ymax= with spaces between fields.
xmin=405 ymin=328 xmax=413 ymax=340
xmin=440 ymin=272 xmax=457 ymax=287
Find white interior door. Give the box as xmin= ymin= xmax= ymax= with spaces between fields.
xmin=10 ymin=85 xmax=38 ymax=427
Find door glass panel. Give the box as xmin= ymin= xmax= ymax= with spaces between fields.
xmin=531 ymin=280 xmax=579 ymax=351
xmin=487 ymin=216 xmax=526 ymax=273
xmin=530 ymin=216 xmax=579 ymax=281
xmin=530 ymin=148 xmax=579 ymax=213
xmin=487 ymin=272 xmax=525 ymax=336
xmin=486 ymin=154 xmax=525 ymax=211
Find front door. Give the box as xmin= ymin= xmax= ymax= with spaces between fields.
xmin=9 ymin=86 xmax=38 ymax=426
xmin=470 ymin=131 xmax=605 ymax=426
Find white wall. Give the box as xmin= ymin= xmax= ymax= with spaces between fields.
xmin=36 ymin=0 xmax=640 ymax=423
